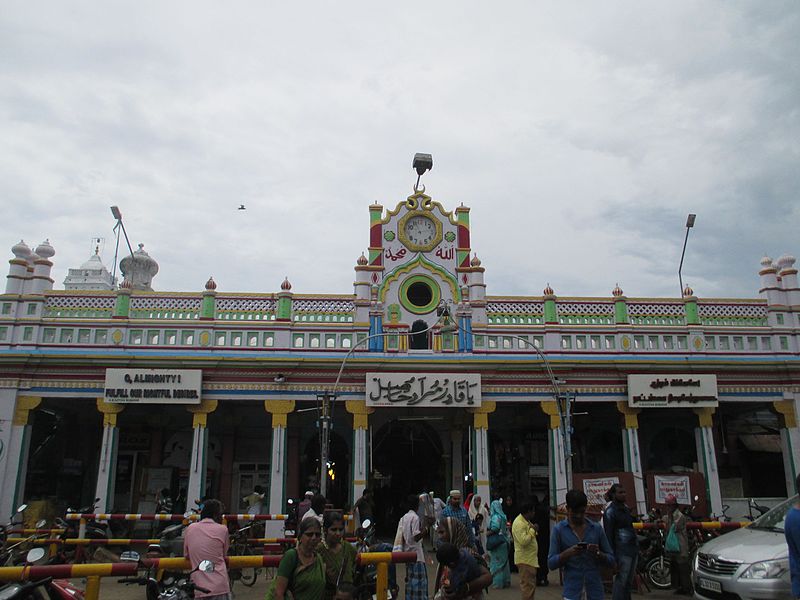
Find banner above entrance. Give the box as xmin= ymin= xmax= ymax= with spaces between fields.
xmin=105 ymin=369 xmax=202 ymax=404
xmin=627 ymin=374 xmax=718 ymax=408
xmin=366 ymin=373 xmax=481 ymax=407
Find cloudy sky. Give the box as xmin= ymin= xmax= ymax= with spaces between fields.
xmin=1 ymin=1 xmax=798 ymax=299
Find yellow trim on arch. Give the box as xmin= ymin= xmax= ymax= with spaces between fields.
xmin=379 ymin=254 xmax=461 ymax=305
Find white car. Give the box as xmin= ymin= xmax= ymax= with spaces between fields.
xmin=693 ymin=495 xmax=795 ymax=600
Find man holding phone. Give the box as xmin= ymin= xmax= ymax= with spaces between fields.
xmin=548 ymin=490 xmax=615 ymax=600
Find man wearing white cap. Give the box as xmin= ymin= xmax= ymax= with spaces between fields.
xmin=297 ymin=491 xmax=314 ymax=523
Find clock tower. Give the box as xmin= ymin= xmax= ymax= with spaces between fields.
xmin=353 ymin=191 xmax=485 ymax=351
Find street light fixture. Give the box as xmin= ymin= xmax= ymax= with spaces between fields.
xmin=678 ymin=213 xmax=696 ymax=298
xmin=412 ymin=153 xmax=433 ymax=192
xmin=110 ymin=205 xmax=136 ymax=284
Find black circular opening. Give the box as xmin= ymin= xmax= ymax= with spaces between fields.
xmin=407 ymin=281 xmax=433 ymax=307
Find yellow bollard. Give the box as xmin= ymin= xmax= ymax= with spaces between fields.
xmin=375 ymin=561 xmax=389 ymax=600
xmin=84 ymin=576 xmax=101 ymax=600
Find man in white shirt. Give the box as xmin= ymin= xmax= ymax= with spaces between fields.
xmin=396 ymin=494 xmax=427 ymax=600
xmin=301 ymin=493 xmax=325 ymax=525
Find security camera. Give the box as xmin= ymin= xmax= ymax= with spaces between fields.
xmin=274 ymin=374 xmax=286 ymax=384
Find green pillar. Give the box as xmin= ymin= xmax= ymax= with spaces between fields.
xmin=684 ymin=289 xmax=699 ymax=325
xmin=613 ymin=285 xmax=629 ymax=324
xmin=277 ymin=278 xmax=293 ymax=321
xmin=543 ymin=284 xmax=557 ymax=324
xmin=113 ymin=284 xmax=131 ymax=318
xmin=201 ymin=278 xmax=217 ymax=320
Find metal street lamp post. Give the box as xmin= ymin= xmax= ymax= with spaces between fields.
xmin=678 ymin=213 xmax=696 ymax=298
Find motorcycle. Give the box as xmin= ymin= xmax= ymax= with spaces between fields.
xmin=156 ymin=511 xmax=198 ymax=558
xmin=284 ymin=497 xmax=298 ymax=537
xmin=353 ymin=519 xmax=397 ymax=600
xmin=0 ymin=505 xmax=28 ymax=547
xmin=53 ymin=498 xmax=109 ymax=563
xmin=1 ymin=511 xmax=49 ymax=568
xmin=0 ymin=548 xmax=84 ymax=599
xmin=119 ymin=551 xmax=214 ymax=600
xmin=637 ymin=508 xmax=671 ymax=590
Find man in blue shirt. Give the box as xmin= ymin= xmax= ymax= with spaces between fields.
xmin=441 ymin=490 xmax=476 ymax=548
xmin=548 ymin=489 xmax=615 ymax=600
xmin=786 ymin=473 xmax=800 ymax=600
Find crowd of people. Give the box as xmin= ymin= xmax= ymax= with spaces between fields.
xmin=177 ymin=483 xmax=703 ymax=600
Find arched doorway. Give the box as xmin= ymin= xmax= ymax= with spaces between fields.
xmin=646 ymin=427 xmax=696 ymax=471
xmin=410 ymin=320 xmax=429 ymax=350
xmin=301 ymin=431 xmax=350 ymax=508
xmin=371 ymin=419 xmax=444 ymax=533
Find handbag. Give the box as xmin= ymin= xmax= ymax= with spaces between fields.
xmin=665 ymin=523 xmax=680 ymax=553
xmin=486 ymin=530 xmax=505 ymax=551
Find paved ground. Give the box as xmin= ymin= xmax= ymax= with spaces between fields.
xmin=94 ymin=562 xmax=681 ymax=599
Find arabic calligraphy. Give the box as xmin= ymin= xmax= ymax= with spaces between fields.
xmin=384 ymin=248 xmax=407 ymax=262
xmin=366 ymin=373 xmax=481 ymax=407
xmin=435 ymin=246 xmax=455 ymax=260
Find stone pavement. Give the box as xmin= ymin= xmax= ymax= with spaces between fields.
xmin=98 ymin=562 xmax=681 ymax=599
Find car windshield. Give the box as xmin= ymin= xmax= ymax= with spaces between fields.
xmin=749 ymin=495 xmax=798 ymax=532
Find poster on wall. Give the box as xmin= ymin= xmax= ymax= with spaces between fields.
xmin=653 ymin=474 xmax=692 ymax=504
xmin=582 ymin=476 xmax=620 ymax=506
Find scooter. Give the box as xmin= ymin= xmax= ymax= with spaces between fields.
xmin=118 ymin=551 xmax=214 ymax=600
xmin=0 ymin=548 xmax=84 ymax=599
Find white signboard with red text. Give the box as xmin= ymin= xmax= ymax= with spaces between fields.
xmin=653 ymin=474 xmax=692 ymax=504
xmin=582 ymin=476 xmax=620 ymax=506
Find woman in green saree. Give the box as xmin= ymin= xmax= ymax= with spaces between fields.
xmin=266 ymin=517 xmax=326 ymax=600
xmin=317 ymin=511 xmax=357 ymax=599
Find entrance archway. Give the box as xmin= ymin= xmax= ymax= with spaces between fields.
xmin=410 ymin=320 xmax=429 ymax=350
xmin=371 ymin=419 xmax=443 ymax=532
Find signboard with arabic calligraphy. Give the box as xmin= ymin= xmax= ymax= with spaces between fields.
xmin=366 ymin=373 xmax=481 ymax=407
xmin=627 ymin=374 xmax=718 ymax=408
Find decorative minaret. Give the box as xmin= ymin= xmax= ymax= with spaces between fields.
xmin=777 ymin=254 xmax=800 ymax=307
xmin=276 ymin=277 xmax=293 ymax=321
xmin=120 ymin=243 xmax=159 ymax=291
xmin=30 ymin=240 xmax=55 ymax=294
xmin=201 ymin=277 xmax=217 ymax=320
xmin=468 ymin=255 xmax=486 ymax=325
xmin=543 ymin=284 xmax=557 ymax=324
xmin=5 ymin=241 xmax=32 ymax=295
xmin=759 ymin=255 xmax=786 ymax=307
xmin=683 ymin=284 xmax=699 ymax=325
xmin=612 ymin=283 xmax=628 ymax=324
xmin=354 ymin=253 xmax=371 ymax=325
xmin=113 ymin=278 xmax=133 ymax=319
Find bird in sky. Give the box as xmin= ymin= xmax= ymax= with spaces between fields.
xmin=238 ymin=204 xmax=246 ymax=210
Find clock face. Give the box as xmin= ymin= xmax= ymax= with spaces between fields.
xmin=404 ymin=215 xmax=437 ymax=246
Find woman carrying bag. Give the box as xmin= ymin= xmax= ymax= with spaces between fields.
xmin=662 ymin=494 xmax=691 ymax=595
xmin=266 ymin=518 xmax=326 ymax=600
xmin=486 ymin=499 xmax=511 ymax=589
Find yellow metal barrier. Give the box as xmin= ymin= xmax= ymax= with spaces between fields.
xmin=0 ymin=551 xmax=417 ymax=600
